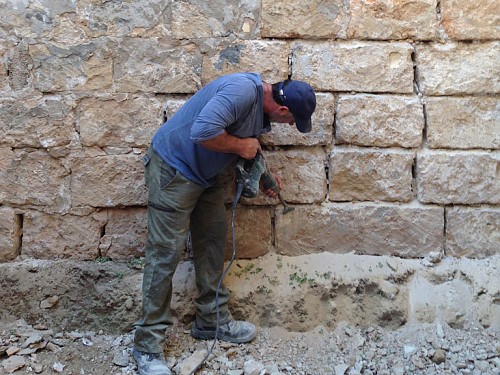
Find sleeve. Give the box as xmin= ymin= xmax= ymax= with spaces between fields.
xmin=190 ymin=80 xmax=257 ymax=143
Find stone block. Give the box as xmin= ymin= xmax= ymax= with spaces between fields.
xmin=22 ymin=211 xmax=100 ymax=260
xmin=446 ymin=207 xmax=500 ymax=259
xmin=77 ymin=0 xmax=168 ymax=38
xmin=70 ymin=154 xmax=147 ymax=207
xmin=441 ymin=0 xmax=500 ymax=40
xmin=275 ymin=203 xmax=444 ymax=257
xmin=172 ymin=0 xmax=260 ymax=39
xmin=239 ymin=148 xmax=327 ymax=206
xmin=426 ymin=97 xmax=500 ymax=149
xmin=0 ymin=40 xmax=9 ymax=92
xmin=348 ymin=0 xmax=437 ymax=40
xmin=0 ymin=96 xmax=76 ymax=148
xmin=114 ymin=39 xmax=202 ymax=93
xmin=30 ymin=40 xmax=113 ymax=92
xmin=201 ymin=41 xmax=289 ymax=84
xmin=330 ymin=149 xmax=415 ymax=202
xmin=291 ymin=41 xmax=414 ymax=93
xmin=260 ymin=93 xmax=335 ymax=147
xmin=163 ymin=98 xmax=188 ymax=121
xmin=79 ymin=94 xmax=163 ymax=148
xmin=0 ymin=208 xmax=22 ymax=262
xmin=99 ymin=208 xmax=147 ymax=260
xmin=0 ymin=148 xmax=70 ymax=210
xmin=225 ymin=207 xmax=272 ymax=259
xmin=417 ymin=152 xmax=499 ymax=204
xmin=336 ymin=94 xmax=424 ymax=148
xmin=261 ymin=0 xmax=349 ymax=39
xmin=417 ymin=42 xmax=500 ymax=95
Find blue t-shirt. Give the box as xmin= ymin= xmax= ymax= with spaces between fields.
xmin=152 ymin=73 xmax=270 ymax=187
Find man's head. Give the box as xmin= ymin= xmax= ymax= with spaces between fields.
xmin=271 ymin=79 xmax=317 ymax=133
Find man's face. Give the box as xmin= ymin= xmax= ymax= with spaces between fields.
xmin=268 ymin=107 xmax=295 ymax=125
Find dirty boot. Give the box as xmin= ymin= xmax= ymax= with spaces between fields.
xmin=191 ymin=320 xmax=256 ymax=343
xmin=132 ymin=348 xmax=171 ymax=375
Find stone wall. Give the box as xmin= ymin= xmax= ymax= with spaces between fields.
xmin=0 ymin=0 xmax=498 ymax=262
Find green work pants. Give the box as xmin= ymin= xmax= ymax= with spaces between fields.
xmin=134 ymin=146 xmax=232 ymax=354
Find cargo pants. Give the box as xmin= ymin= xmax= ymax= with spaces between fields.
xmin=134 ymin=146 xmax=232 ymax=354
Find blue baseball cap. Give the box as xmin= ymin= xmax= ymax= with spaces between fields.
xmin=277 ymin=80 xmax=317 ymax=133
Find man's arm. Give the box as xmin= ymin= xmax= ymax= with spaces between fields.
xmin=201 ymin=131 xmax=261 ymax=160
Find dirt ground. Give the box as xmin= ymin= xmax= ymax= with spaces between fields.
xmin=0 ymin=256 xmax=499 ymax=374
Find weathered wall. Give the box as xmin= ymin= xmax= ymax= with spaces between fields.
xmin=0 ymin=0 xmax=499 ymax=262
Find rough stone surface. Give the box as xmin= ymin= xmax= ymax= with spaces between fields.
xmin=30 ymin=41 xmax=113 ymax=93
xmin=330 ymin=149 xmax=415 ymax=202
xmin=426 ymin=96 xmax=500 ymax=149
xmin=0 ymin=208 xmax=22 ymax=262
xmin=78 ymin=94 xmax=163 ymax=148
xmin=417 ymin=152 xmax=500 ymax=204
xmin=201 ymin=40 xmax=289 ymax=84
xmin=292 ymin=41 xmax=414 ymax=93
xmin=99 ymin=208 xmax=147 ymax=260
xmin=70 ymin=154 xmax=147 ymax=208
xmin=0 ymin=148 xmax=70 ymax=210
xmin=172 ymin=0 xmax=260 ymax=39
xmin=417 ymin=42 xmax=500 ymax=95
xmin=22 ymin=211 xmax=101 ymax=260
xmin=441 ymin=0 xmax=500 ymax=40
xmin=348 ymin=0 xmax=438 ymax=40
xmin=225 ymin=207 xmax=272 ymax=260
xmin=261 ymin=0 xmax=349 ymax=39
xmin=260 ymin=92 xmax=335 ymax=147
xmin=113 ymin=40 xmax=202 ymax=94
xmin=336 ymin=94 xmax=424 ymax=148
xmin=275 ymin=203 xmax=444 ymax=257
xmin=446 ymin=207 xmax=500 ymax=258
xmin=0 ymin=96 xmax=77 ymax=149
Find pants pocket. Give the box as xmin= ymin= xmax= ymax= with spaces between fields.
xmin=160 ymin=161 xmax=178 ymax=191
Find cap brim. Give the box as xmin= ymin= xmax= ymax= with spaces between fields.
xmin=295 ymin=117 xmax=312 ymax=133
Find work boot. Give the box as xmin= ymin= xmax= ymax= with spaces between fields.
xmin=132 ymin=348 xmax=171 ymax=375
xmin=191 ymin=320 xmax=256 ymax=343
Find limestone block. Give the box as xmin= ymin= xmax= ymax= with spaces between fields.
xmin=417 ymin=42 xmax=500 ymax=95
xmin=348 ymin=0 xmax=437 ymax=40
xmin=275 ymin=203 xmax=444 ymax=257
xmin=0 ymin=208 xmax=22 ymax=262
xmin=239 ymin=148 xmax=327 ymax=206
xmin=260 ymin=93 xmax=335 ymax=147
xmin=336 ymin=94 xmax=424 ymax=148
xmin=172 ymin=0 xmax=260 ymax=39
xmin=30 ymin=40 xmax=113 ymax=92
xmin=0 ymin=40 xmax=9 ymax=92
xmin=0 ymin=148 xmax=70 ymax=209
xmin=417 ymin=152 xmax=500 ymax=204
xmin=261 ymin=0 xmax=349 ymax=38
xmin=77 ymin=0 xmax=168 ymax=38
xmin=79 ymin=94 xmax=163 ymax=148
xmin=22 ymin=211 xmax=100 ymax=260
xmin=70 ymin=154 xmax=147 ymax=207
xmin=225 ymin=207 xmax=272 ymax=259
xmin=201 ymin=40 xmax=289 ymax=84
xmin=99 ymin=208 xmax=147 ymax=260
xmin=291 ymin=41 xmax=414 ymax=93
xmin=426 ymin=97 xmax=500 ymax=149
xmin=0 ymin=96 xmax=76 ymax=148
xmin=114 ymin=39 xmax=202 ymax=94
xmin=441 ymin=0 xmax=500 ymax=40
xmin=330 ymin=149 xmax=414 ymax=202
xmin=447 ymin=207 xmax=500 ymax=259
xmin=5 ymin=40 xmax=31 ymax=92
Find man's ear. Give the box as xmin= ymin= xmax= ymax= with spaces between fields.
xmin=278 ymin=105 xmax=290 ymax=114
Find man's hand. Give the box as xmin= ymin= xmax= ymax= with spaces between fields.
xmin=200 ymin=131 xmax=261 ymax=159
xmin=261 ymin=174 xmax=283 ymax=199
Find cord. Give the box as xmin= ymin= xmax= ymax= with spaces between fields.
xmin=188 ymin=181 xmax=244 ymax=375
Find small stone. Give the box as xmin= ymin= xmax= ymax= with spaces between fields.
xmin=404 ymin=345 xmax=417 ymax=357
xmin=2 ymin=355 xmax=26 ymax=373
xmin=431 ymin=349 xmax=446 ymax=364
xmin=6 ymin=346 xmax=20 ymax=356
xmin=124 ymin=298 xmax=134 ymax=310
xmin=243 ymin=359 xmax=265 ymax=375
xmin=113 ymin=351 xmax=129 ymax=367
xmin=40 ymin=296 xmax=59 ymax=309
xmin=53 ymin=362 xmax=65 ymax=373
xmin=335 ymin=364 xmax=349 ymax=375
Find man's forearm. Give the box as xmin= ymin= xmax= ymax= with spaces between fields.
xmin=201 ymin=131 xmax=261 ymax=159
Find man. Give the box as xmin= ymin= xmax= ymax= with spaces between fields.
xmin=133 ymin=72 xmax=316 ymax=375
